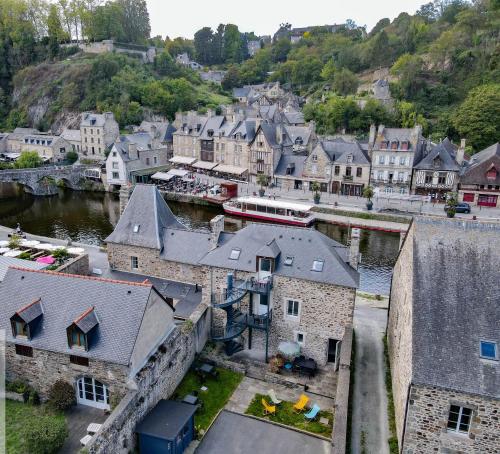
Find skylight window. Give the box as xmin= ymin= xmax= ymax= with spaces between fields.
xmin=284 ymin=256 xmax=294 ymax=266
xmin=312 ymin=259 xmax=324 ymax=272
xmin=229 ymin=249 xmax=241 ymax=260
xmin=480 ymin=341 xmax=497 ymax=360
xmin=133 ymin=224 xmax=140 ymax=233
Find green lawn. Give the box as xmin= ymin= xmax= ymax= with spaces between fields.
xmin=4 ymin=399 xmax=67 ymax=454
xmin=245 ymin=393 xmax=333 ymax=437
xmin=172 ymin=367 xmax=243 ymax=435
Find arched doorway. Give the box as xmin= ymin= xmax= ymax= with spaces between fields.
xmin=76 ymin=377 xmax=110 ymax=410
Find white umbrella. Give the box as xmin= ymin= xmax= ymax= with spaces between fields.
xmin=4 ymin=250 xmax=22 ymax=258
xmin=67 ymin=247 xmax=85 ymax=255
xmin=278 ymin=341 xmax=301 ymax=359
xmin=0 ymin=240 xmax=9 ymax=247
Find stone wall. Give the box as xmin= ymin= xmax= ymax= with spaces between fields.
xmin=403 ymin=384 xmax=500 ymax=453
xmin=107 ymin=243 xmax=207 ymax=285
xmin=87 ymin=324 xmax=197 ymax=453
xmin=5 ymin=343 xmax=129 ymax=400
xmin=387 ymin=222 xmax=414 ymax=445
xmin=56 ymin=253 xmax=89 ymax=275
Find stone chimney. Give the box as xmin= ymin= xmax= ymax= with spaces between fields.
xmin=349 ymin=228 xmax=361 ymax=270
xmin=210 ymin=215 xmax=225 ymax=249
xmin=207 ymin=108 xmax=214 ymax=118
xmin=150 ymin=124 xmax=157 ymax=139
xmin=119 ymin=185 xmax=133 ymax=215
xmin=456 ymin=138 xmax=466 ymax=165
xmin=369 ymin=124 xmax=376 ymax=148
xmin=127 ymin=142 xmax=138 ymax=160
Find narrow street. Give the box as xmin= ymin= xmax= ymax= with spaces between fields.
xmin=351 ymin=295 xmax=390 ymax=454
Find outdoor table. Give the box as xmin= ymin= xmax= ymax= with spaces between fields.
xmin=294 ymin=358 xmax=318 ymax=377
xmin=182 ymin=394 xmax=199 ymax=405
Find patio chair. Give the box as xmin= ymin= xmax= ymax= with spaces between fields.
xmin=80 ymin=435 xmax=93 ymax=446
xmin=87 ymin=423 xmax=102 ymax=434
xmin=268 ymin=389 xmax=282 ymax=405
xmin=293 ymin=394 xmax=309 ymax=413
xmin=304 ymin=404 xmax=320 ymax=422
xmin=261 ymin=398 xmax=276 ymax=415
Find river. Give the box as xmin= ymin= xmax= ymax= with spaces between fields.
xmin=0 ymin=183 xmax=400 ymax=295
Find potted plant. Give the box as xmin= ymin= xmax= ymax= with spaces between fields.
xmin=445 ymin=192 xmax=458 ymax=218
xmin=311 ymin=181 xmax=321 ymax=204
xmin=256 ymin=174 xmax=268 ymax=197
xmin=363 ymin=186 xmax=374 ymax=210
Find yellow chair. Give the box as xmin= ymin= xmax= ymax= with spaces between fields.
xmin=262 ymin=398 xmax=276 ymax=415
xmin=293 ymin=394 xmax=309 ymax=413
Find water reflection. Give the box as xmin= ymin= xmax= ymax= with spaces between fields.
xmin=0 ymin=183 xmax=399 ymax=294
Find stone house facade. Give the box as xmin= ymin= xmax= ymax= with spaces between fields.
xmin=458 ymin=142 xmax=500 ymax=207
xmin=80 ymin=112 xmax=120 ymax=161
xmin=20 ymin=134 xmax=72 ymax=163
xmin=388 ymin=217 xmax=500 ymax=453
xmin=171 ymin=112 xmax=208 ymax=160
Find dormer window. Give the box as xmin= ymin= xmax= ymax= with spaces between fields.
xmin=380 ymin=141 xmax=388 ymax=150
xmin=391 ymin=141 xmax=399 ymax=150
xmin=10 ymin=298 xmax=43 ymax=340
xmin=207 ymin=129 xmax=214 ymax=137
xmin=346 ymin=154 xmax=353 ymax=164
xmin=311 ymin=155 xmax=318 ymax=162
xmin=486 ymin=166 xmax=498 ymax=180
xmin=295 ymin=137 xmax=303 ymax=145
xmin=229 ymin=248 xmax=241 ymax=260
xmin=312 ymin=259 xmax=324 ymax=272
xmin=67 ymin=307 xmax=99 ymax=351
xmin=401 ymin=141 xmax=409 ymax=150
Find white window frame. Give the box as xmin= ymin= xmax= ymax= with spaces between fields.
xmin=447 ymin=405 xmax=473 ymax=435
xmin=285 ymin=299 xmax=301 ymax=319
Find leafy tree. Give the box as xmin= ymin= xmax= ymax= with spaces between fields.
xmin=47 ymin=4 xmax=64 ymax=59
xmin=370 ymin=18 xmax=390 ymax=36
xmin=65 ymin=150 xmax=78 ymax=163
xmin=117 ymin=0 xmax=150 ymax=43
xmin=320 ymin=60 xmax=336 ymax=83
xmin=154 ymin=50 xmax=178 ymax=77
xmin=87 ymin=2 xmax=125 ymax=42
xmin=271 ymin=38 xmax=291 ymax=63
xmin=370 ymin=30 xmax=390 ymax=67
xmin=223 ymin=24 xmax=244 ymax=63
xmin=222 ymin=65 xmax=241 ymax=91
xmin=453 ymin=84 xmax=500 ymax=151
xmin=15 ymin=151 xmax=43 ymax=168
xmin=194 ymin=27 xmax=214 ymax=65
xmin=333 ymin=68 xmax=358 ymax=95
xmin=416 ymin=2 xmax=439 ymax=23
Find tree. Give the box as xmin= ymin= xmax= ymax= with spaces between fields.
xmin=47 ymin=4 xmax=64 ymax=59
xmin=370 ymin=18 xmax=390 ymax=36
xmin=416 ymin=2 xmax=439 ymax=22
xmin=15 ymin=151 xmax=43 ymax=169
xmin=223 ymin=24 xmax=243 ymax=63
xmin=320 ymin=60 xmax=336 ymax=83
xmin=221 ymin=65 xmax=241 ymax=91
xmin=154 ymin=50 xmax=178 ymax=77
xmin=271 ymin=38 xmax=291 ymax=63
xmin=370 ymin=30 xmax=390 ymax=68
xmin=453 ymin=84 xmax=500 ymax=151
xmin=333 ymin=68 xmax=358 ymax=95
xmin=194 ymin=27 xmax=214 ymax=65
xmin=117 ymin=0 xmax=150 ymax=43
xmin=87 ymin=2 xmax=125 ymax=42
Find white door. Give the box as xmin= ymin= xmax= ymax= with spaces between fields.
xmin=76 ymin=377 xmax=110 ymax=410
xmin=256 ymin=293 xmax=269 ymax=315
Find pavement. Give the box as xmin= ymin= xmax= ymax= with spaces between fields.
xmin=350 ymin=294 xmax=390 ymax=454
xmin=195 ymin=410 xmax=331 ymax=454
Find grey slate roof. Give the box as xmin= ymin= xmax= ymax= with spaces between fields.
xmin=0 ymin=256 xmax=46 ymax=281
xmin=316 ymin=139 xmax=370 ymax=165
xmin=80 ymin=112 xmax=109 ymax=127
xmin=409 ymin=217 xmax=500 ymax=397
xmin=105 ymin=185 xmax=187 ymax=250
xmin=16 ymin=299 xmax=43 ymax=323
xmin=274 ymin=154 xmax=306 ymax=177
xmin=282 ymin=111 xmax=305 ymax=125
xmin=0 ymin=267 xmax=161 ymax=366
xmin=414 ymin=141 xmax=461 ymax=172
xmin=200 ymin=116 xmax=225 ymax=140
xmin=160 ymin=228 xmax=213 ymax=265
xmin=284 ymin=126 xmax=313 ymax=146
xmin=113 ymin=133 xmax=156 ymax=162
xmin=74 ymin=307 xmax=99 ymax=333
xmin=233 ymin=87 xmax=252 ymax=98
xmin=200 ymin=223 xmax=359 ymax=288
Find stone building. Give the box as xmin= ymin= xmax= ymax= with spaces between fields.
xmin=19 ymin=133 xmax=72 ymax=163
xmin=388 ymin=217 xmax=500 ymax=453
xmin=171 ymin=111 xmax=208 ymax=162
xmin=80 ymin=112 xmax=120 ymax=161
xmin=411 ymin=138 xmax=464 ymax=199
xmin=105 ymin=133 xmax=170 ymax=189
xmin=106 ymin=184 xmax=360 ymax=367
xmin=60 ymin=128 xmax=82 ymax=153
xmin=459 ymin=142 xmax=500 ymax=207
xmin=0 ymin=266 xmax=176 ymax=409
xmin=369 ymin=124 xmax=424 ymax=195
xmin=134 ymin=120 xmax=177 ymax=159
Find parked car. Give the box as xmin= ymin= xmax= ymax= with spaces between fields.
xmin=444 ymin=202 xmax=471 ymax=214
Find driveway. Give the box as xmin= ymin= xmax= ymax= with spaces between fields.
xmin=196 ymin=410 xmax=330 ymax=454
xmin=350 ymin=295 xmax=390 ymax=454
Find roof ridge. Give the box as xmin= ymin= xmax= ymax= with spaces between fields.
xmin=74 ymin=306 xmax=95 ymax=324
xmin=17 ymin=297 xmax=41 ymax=314
xmin=8 ymin=266 xmax=153 ymax=287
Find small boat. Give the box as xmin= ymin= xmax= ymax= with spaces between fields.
xmin=223 ymin=197 xmax=315 ymax=227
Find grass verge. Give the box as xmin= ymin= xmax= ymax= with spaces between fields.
xmin=383 ymin=335 xmax=399 ymax=454
xmin=5 ymin=399 xmax=67 ymax=454
xmin=245 ymin=393 xmax=333 ymax=437
xmin=312 ymin=206 xmax=411 ymax=224
xmin=172 ymin=367 xmax=243 ymax=436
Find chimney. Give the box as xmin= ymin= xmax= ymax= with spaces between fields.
xmin=276 ymin=123 xmax=283 ymax=144
xmin=349 ymin=228 xmax=361 ymax=270
xmin=127 ymin=142 xmax=138 ymax=160
xmin=207 ymin=108 xmax=214 ymax=118
xmin=369 ymin=124 xmax=376 ymax=147
xmin=456 ymin=139 xmax=466 ymax=165
xmin=150 ymin=124 xmax=157 ymax=139
xmin=210 ymin=215 xmax=225 ymax=249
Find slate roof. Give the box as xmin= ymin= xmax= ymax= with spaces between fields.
xmin=136 ymin=400 xmax=197 ymax=440
xmin=315 ymin=139 xmax=370 ymax=165
xmin=74 ymin=307 xmax=99 ymax=333
xmin=285 ymin=126 xmax=313 ymax=146
xmin=105 ymin=185 xmax=187 ymax=250
xmin=16 ymin=298 xmax=43 ymax=323
xmin=282 ymin=111 xmax=305 ymax=125
xmin=0 ymin=267 xmax=164 ymax=366
xmin=461 ymin=143 xmax=500 ymax=185
xmin=414 ymin=141 xmax=461 ymax=172
xmin=274 ymin=154 xmax=306 ymax=177
xmin=113 ymin=133 xmax=157 ymax=162
xmin=200 ymin=223 xmax=359 ymax=288
xmin=60 ymin=128 xmax=81 ymax=142
xmin=231 ymin=120 xmax=256 ymax=142
xmin=408 ymin=217 xmax=500 ymax=397
xmin=81 ymin=112 xmax=109 ymax=127
xmin=233 ymin=87 xmax=252 ymax=98
xmin=160 ymin=228 xmax=213 ymax=265
xmin=0 ymin=256 xmax=46 ymax=281
xmin=200 ymin=116 xmax=225 ymax=140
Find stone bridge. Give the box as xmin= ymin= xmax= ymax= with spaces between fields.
xmin=0 ymin=165 xmax=98 ymax=196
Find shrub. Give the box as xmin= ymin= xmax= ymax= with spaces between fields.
xmin=24 ymin=415 xmax=68 ymax=454
xmin=28 ymin=389 xmax=41 ymax=406
xmin=6 ymin=380 xmax=31 ymax=394
xmin=48 ymin=380 xmax=76 ymax=411
xmin=66 ymin=151 xmax=78 ymax=164
xmin=18 ymin=251 xmax=32 ymax=260
xmin=8 ymin=234 xmax=22 ymax=249
xmin=52 ymin=248 xmax=69 ymax=261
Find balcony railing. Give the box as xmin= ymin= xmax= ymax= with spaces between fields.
xmin=247 ymin=310 xmax=273 ymax=329
xmin=343 ymin=175 xmax=353 ymax=181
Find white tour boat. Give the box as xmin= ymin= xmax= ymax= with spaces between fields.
xmin=223 ymin=197 xmax=315 ymax=227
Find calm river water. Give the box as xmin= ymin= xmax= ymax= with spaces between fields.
xmin=0 ymin=183 xmax=400 ymax=295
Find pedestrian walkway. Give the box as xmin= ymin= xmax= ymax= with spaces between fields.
xmin=226 ymin=376 xmax=335 ymax=415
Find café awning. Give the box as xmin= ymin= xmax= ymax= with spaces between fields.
xmin=151 ymin=172 xmax=174 ymax=182
xmin=167 ymin=169 xmax=190 ymax=178
xmin=213 ymin=164 xmax=248 ymax=175
xmin=192 ymin=161 xmax=217 ymax=170
xmin=169 ymin=156 xmax=196 ymax=165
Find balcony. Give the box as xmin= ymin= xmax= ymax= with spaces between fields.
xmin=235 ymin=276 xmax=273 ymax=295
xmin=247 ymin=310 xmax=273 ymax=330
xmin=342 ymin=175 xmax=353 ymax=181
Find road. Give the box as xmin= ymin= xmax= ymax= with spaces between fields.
xmin=351 ymin=295 xmax=390 ymax=454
